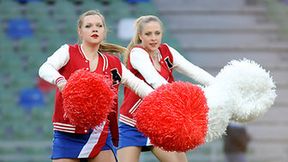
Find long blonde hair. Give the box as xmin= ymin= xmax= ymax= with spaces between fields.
xmin=123 ymin=15 xmax=163 ymax=64
xmin=77 ymin=10 xmax=127 ymax=55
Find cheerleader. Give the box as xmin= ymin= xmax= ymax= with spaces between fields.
xmin=118 ymin=15 xmax=215 ymax=162
xmin=39 ymin=10 xmax=153 ymax=162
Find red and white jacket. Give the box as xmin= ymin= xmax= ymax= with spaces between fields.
xmin=120 ymin=43 xmax=215 ymax=127
xmin=39 ymin=44 xmax=153 ymax=146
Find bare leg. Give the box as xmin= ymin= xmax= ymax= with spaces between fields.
xmin=89 ymin=150 xmax=116 ymax=162
xmin=118 ymin=146 xmax=142 ymax=162
xmin=151 ymin=147 xmax=188 ymax=162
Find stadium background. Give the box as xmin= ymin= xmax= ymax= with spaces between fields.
xmin=0 ymin=0 xmax=287 ymax=162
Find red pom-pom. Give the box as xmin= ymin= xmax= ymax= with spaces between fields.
xmin=62 ymin=69 xmax=116 ymax=130
xmin=134 ymin=81 xmax=208 ymax=152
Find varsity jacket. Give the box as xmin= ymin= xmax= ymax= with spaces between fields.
xmin=120 ymin=44 xmax=175 ymax=126
xmin=119 ymin=43 xmax=216 ymax=127
xmin=39 ymin=44 xmax=154 ymax=146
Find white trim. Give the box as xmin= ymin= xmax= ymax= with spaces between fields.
xmin=128 ymin=99 xmax=142 ymax=114
xmin=80 ymin=44 xmax=88 ymax=60
xmin=78 ymin=122 xmax=105 ymax=158
xmin=53 ymin=122 xmax=76 ymax=132
xmin=146 ymin=137 xmax=152 ymax=146
xmin=98 ymin=52 xmax=108 ymax=71
xmin=119 ymin=114 xmax=136 ymax=127
xmin=53 ymin=125 xmax=76 ymax=131
xmin=53 ymin=122 xmax=75 ymax=128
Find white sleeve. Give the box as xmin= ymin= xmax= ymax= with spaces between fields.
xmin=169 ymin=45 xmax=215 ymax=86
xmin=130 ymin=48 xmax=168 ymax=89
xmin=38 ymin=44 xmax=70 ymax=85
xmin=121 ymin=64 xmax=154 ymax=98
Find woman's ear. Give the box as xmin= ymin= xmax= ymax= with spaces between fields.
xmin=77 ymin=28 xmax=82 ymax=40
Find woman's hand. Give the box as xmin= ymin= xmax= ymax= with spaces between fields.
xmin=57 ymin=80 xmax=67 ymax=92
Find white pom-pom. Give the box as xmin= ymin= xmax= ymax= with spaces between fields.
xmin=204 ymin=85 xmax=232 ymax=142
xmin=204 ymin=59 xmax=276 ymax=142
xmin=214 ymin=59 xmax=276 ymax=122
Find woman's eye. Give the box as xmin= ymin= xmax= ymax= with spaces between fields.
xmin=145 ymin=32 xmax=151 ymax=36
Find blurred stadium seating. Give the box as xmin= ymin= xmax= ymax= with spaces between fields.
xmin=0 ymin=0 xmax=182 ymax=161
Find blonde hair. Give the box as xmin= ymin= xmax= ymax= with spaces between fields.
xmin=123 ymin=15 xmax=163 ymax=64
xmin=77 ymin=10 xmax=127 ymax=55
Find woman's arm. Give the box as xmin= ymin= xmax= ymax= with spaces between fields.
xmin=121 ymin=63 xmax=154 ymax=98
xmin=169 ymin=45 xmax=215 ymax=86
xmin=38 ymin=44 xmax=70 ymax=90
xmin=130 ymin=47 xmax=168 ymax=89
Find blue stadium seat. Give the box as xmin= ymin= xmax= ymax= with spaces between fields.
xmin=125 ymin=0 xmax=150 ymax=4
xmin=18 ymin=87 xmax=45 ymax=111
xmin=6 ymin=18 xmax=34 ymax=40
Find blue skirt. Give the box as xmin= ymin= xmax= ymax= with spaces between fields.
xmin=51 ymin=130 xmax=117 ymax=160
xmin=118 ymin=122 xmax=152 ymax=151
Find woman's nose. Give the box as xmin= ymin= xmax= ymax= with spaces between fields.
xmin=92 ymin=26 xmax=98 ymax=32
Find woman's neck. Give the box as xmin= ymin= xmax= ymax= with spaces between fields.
xmin=149 ymin=50 xmax=159 ymax=60
xmin=149 ymin=49 xmax=161 ymax=71
xmin=81 ymin=43 xmax=100 ymax=60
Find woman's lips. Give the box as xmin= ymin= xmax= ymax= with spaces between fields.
xmin=91 ymin=34 xmax=98 ymax=38
xmin=150 ymin=43 xmax=157 ymax=47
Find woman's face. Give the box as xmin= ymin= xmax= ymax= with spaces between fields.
xmin=139 ymin=21 xmax=162 ymax=54
xmin=78 ymin=15 xmax=106 ymax=45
